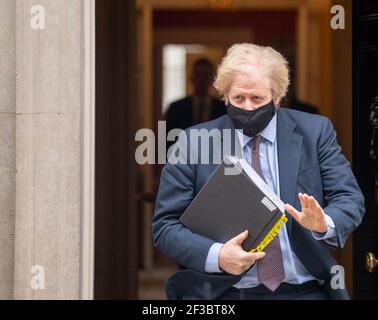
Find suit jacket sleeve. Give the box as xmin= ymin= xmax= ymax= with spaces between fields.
xmin=319 ymin=117 xmax=365 ymax=248
xmin=152 ymin=131 xmax=216 ymax=272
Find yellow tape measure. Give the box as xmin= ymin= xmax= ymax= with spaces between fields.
xmin=249 ymin=214 xmax=288 ymax=253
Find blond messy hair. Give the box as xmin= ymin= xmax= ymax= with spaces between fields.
xmin=214 ymin=43 xmax=290 ymax=104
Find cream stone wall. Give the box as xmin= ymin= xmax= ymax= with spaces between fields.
xmin=0 ymin=0 xmax=89 ymax=299
xmin=0 ymin=0 xmax=16 ymax=300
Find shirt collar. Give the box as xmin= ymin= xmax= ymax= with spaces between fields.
xmin=236 ymin=113 xmax=277 ymax=148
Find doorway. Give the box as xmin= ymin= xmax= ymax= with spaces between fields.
xmin=93 ymin=0 xmax=361 ymax=300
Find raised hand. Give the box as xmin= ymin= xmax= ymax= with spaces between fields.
xmin=284 ymin=193 xmax=328 ymax=233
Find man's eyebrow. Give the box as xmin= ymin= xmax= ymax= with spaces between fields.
xmin=232 ymin=91 xmax=267 ymax=97
xmin=232 ymin=87 xmax=267 ymax=93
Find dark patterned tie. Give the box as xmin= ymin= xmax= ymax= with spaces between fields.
xmin=250 ymin=135 xmax=285 ymax=292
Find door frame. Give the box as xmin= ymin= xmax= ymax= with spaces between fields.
xmin=80 ymin=0 xmax=96 ymax=300
xmin=80 ymin=0 xmax=140 ymax=300
xmin=84 ymin=0 xmax=354 ymax=299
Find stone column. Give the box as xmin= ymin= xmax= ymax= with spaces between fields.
xmin=0 ymin=0 xmax=16 ymax=300
xmin=0 ymin=0 xmax=87 ymax=299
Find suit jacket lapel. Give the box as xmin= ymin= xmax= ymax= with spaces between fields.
xmin=277 ymin=109 xmax=303 ymax=240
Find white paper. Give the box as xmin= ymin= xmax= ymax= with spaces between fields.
xmin=226 ymin=156 xmax=286 ymax=214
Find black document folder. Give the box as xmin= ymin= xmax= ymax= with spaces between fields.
xmin=179 ymin=156 xmax=287 ymax=252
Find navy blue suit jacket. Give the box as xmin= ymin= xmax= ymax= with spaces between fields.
xmin=152 ymin=108 xmax=365 ymax=300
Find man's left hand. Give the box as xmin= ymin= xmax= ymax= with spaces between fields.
xmin=284 ymin=193 xmax=328 ymax=233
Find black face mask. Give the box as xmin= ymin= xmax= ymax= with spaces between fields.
xmin=226 ymin=100 xmax=276 ymax=137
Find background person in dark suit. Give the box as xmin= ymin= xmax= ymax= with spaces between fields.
xmin=165 ymin=58 xmax=226 ymax=142
xmin=153 ymin=43 xmax=365 ymax=300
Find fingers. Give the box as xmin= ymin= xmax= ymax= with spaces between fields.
xmin=247 ymin=251 xmax=265 ymax=264
xmin=284 ymin=203 xmax=301 ymax=221
xmin=220 ymin=241 xmax=266 ymax=275
xmin=243 ymin=251 xmax=265 ymax=261
xmin=287 ymin=193 xmax=323 ymax=221
xmin=240 ymin=251 xmax=266 ymax=271
xmin=315 ymin=202 xmax=324 ymax=216
xmin=298 ymin=193 xmax=319 ymax=211
xmin=308 ymin=196 xmax=321 ymax=214
xmin=298 ymin=193 xmax=310 ymax=210
xmin=230 ymin=230 xmax=248 ymax=245
xmin=251 ymin=251 xmax=266 ymax=261
xmin=285 ymin=193 xmax=327 ymax=233
xmin=314 ymin=199 xmax=324 ymax=216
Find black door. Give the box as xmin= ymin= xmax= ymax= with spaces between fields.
xmin=353 ymin=0 xmax=378 ymax=300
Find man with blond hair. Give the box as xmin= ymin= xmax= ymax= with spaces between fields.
xmin=152 ymin=43 xmax=364 ymax=300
